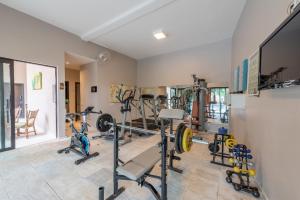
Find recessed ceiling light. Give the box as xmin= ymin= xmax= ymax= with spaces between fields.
xmin=153 ymin=31 xmax=167 ymax=40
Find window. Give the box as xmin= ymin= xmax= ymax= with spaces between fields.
xmin=207 ymin=87 xmax=229 ymax=122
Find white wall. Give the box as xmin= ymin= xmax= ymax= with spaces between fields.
xmin=14 ymin=62 xmax=27 ymax=84
xmin=0 ymin=4 xmax=137 ymax=137
xmin=14 ymin=62 xmax=27 ymax=105
xmin=137 ymin=39 xmax=231 ymax=87
xmin=26 ymin=64 xmax=56 ymax=136
xmin=65 ymin=68 xmax=80 ymax=114
xmin=231 ymin=0 xmax=300 ymax=199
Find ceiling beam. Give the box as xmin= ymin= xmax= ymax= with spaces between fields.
xmin=81 ymin=0 xmax=176 ymax=41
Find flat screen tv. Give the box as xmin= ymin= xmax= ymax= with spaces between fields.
xmin=259 ymin=5 xmax=300 ymax=90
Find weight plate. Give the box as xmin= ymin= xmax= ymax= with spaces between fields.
xmin=182 ymin=128 xmax=193 ymax=152
xmin=225 ymin=139 xmax=238 ymax=149
xmin=96 ymin=114 xmax=113 ymax=132
xmin=178 ymin=126 xmax=186 ymax=154
xmin=208 ymin=142 xmax=220 ymax=153
xmin=175 ymin=123 xmax=185 ymax=154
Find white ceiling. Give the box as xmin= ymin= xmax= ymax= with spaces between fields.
xmin=65 ymin=52 xmax=95 ymax=70
xmin=0 ymin=0 xmax=246 ymax=59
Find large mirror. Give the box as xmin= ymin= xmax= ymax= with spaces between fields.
xmin=138 ymin=81 xmax=229 ymax=133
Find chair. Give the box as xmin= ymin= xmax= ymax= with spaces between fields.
xmin=16 ymin=109 xmax=39 ymax=139
xmin=15 ymin=106 xmax=22 ymax=123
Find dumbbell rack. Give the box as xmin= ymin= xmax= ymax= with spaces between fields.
xmin=225 ymin=145 xmax=260 ymax=198
xmin=210 ymin=133 xmax=233 ymax=167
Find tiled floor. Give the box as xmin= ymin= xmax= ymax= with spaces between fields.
xmin=0 ymin=131 xmax=262 ymax=200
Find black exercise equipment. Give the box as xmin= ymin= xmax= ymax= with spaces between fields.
xmin=94 ymin=86 xmax=135 ymax=144
xmin=96 ymin=113 xmax=113 ymax=132
xmin=98 ymin=109 xmax=201 ymax=200
xmin=175 ymin=123 xmax=185 ymax=154
xmin=210 ymin=127 xmax=233 ymax=167
xmin=57 ymin=106 xmax=100 ymax=165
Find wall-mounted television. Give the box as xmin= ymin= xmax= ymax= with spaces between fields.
xmin=259 ymin=5 xmax=300 ymax=90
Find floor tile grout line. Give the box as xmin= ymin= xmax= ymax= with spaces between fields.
xmin=29 ymin=162 xmax=64 ymax=200
xmin=45 ymin=181 xmax=64 ymax=200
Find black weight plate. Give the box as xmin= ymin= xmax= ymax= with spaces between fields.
xmin=208 ymin=143 xmax=214 ymax=153
xmin=175 ymin=123 xmax=185 ymax=154
xmin=96 ymin=114 xmax=113 ymax=132
xmin=208 ymin=142 xmax=220 ymax=153
xmin=178 ymin=126 xmax=186 ymax=154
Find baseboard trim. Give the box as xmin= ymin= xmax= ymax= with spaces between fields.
xmin=254 ymin=179 xmax=269 ymax=200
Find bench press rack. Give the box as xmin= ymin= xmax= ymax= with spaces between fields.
xmin=98 ymin=109 xmax=206 ymax=200
xmin=108 ymin=110 xmax=183 ymax=200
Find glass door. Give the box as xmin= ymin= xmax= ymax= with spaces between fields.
xmin=0 ymin=58 xmax=15 ymax=152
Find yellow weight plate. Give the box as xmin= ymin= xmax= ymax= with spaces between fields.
xmin=182 ymin=128 xmax=193 ymax=152
xmin=225 ymin=139 xmax=238 ymax=149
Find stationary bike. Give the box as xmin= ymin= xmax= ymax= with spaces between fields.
xmin=58 ymin=106 xmax=100 ymax=165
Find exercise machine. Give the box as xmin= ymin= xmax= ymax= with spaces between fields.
xmin=156 ymin=95 xmax=168 ymax=112
xmin=130 ymin=94 xmax=159 ymax=131
xmin=95 ymin=86 xmax=134 ymax=145
xmin=97 ymin=109 xmax=203 ymax=200
xmin=192 ymin=74 xmax=208 ymax=131
xmin=58 ymin=106 xmax=100 ymax=165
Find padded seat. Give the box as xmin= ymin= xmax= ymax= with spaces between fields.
xmin=117 ymin=145 xmax=161 ymax=181
xmin=140 ymin=94 xmax=155 ymax=100
xmin=157 ymin=95 xmax=167 ymax=100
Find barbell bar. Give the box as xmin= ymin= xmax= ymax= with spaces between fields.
xmin=101 ymin=119 xmax=206 ymax=145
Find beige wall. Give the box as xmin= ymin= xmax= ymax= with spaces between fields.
xmin=65 ymin=68 xmax=80 ymax=114
xmin=137 ymin=39 xmax=231 ymax=87
xmin=80 ymin=62 xmax=99 ymax=127
xmin=98 ymin=54 xmax=138 ymax=122
xmin=231 ymin=0 xmax=300 ymax=199
xmin=80 ymin=54 xmax=137 ymax=127
xmin=0 ymin=4 xmax=137 ymax=137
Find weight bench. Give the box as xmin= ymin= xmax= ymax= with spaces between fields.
xmin=105 ymin=109 xmax=185 ymax=200
xmin=117 ymin=145 xmax=161 ymax=181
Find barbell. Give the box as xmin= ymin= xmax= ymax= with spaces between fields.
xmin=96 ymin=114 xmax=202 ymax=154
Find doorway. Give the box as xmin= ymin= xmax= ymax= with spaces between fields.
xmin=65 ymin=81 xmax=70 ymax=113
xmin=14 ymin=61 xmax=57 ymax=148
xmin=64 ymin=52 xmax=95 ymax=136
xmin=0 ymin=57 xmax=58 ymax=152
xmin=75 ymin=82 xmax=81 ymax=121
